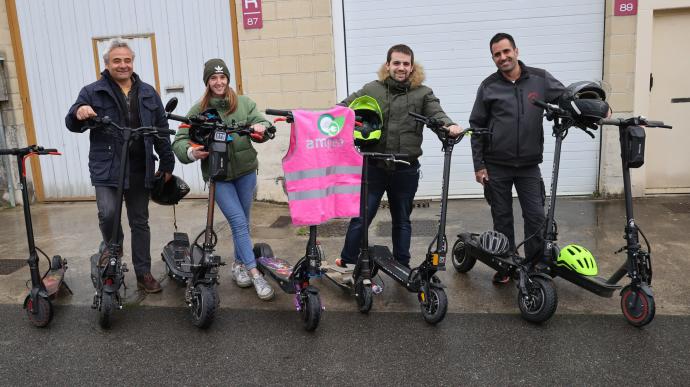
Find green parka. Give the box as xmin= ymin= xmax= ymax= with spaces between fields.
xmin=341 ymin=63 xmax=456 ymax=161
xmin=172 ymin=95 xmax=271 ymax=181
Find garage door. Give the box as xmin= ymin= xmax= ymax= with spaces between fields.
xmin=14 ymin=0 xmax=238 ymax=199
xmin=338 ymin=0 xmax=605 ymax=198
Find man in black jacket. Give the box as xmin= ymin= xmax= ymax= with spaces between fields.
xmin=470 ymin=33 xmax=565 ymax=284
xmin=65 ymin=40 xmax=175 ymax=293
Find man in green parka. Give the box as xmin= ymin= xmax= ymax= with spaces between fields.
xmin=337 ymin=44 xmax=462 ymax=269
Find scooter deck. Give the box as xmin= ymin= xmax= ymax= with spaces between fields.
xmin=371 ymin=245 xmax=412 ymax=286
xmin=321 ymin=262 xmax=355 ymax=290
xmin=459 ymin=233 xmax=517 ymax=274
xmin=43 ymin=267 xmax=71 ymax=297
xmin=552 ymin=265 xmax=621 ymax=298
xmin=256 ymin=256 xmax=297 ymax=293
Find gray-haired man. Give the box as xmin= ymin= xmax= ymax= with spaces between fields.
xmin=65 ymin=40 xmax=175 ymax=293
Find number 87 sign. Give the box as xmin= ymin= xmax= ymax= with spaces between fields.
xmin=242 ymin=0 xmax=263 ymax=29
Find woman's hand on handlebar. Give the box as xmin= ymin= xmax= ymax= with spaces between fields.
xmin=251 ymin=123 xmax=267 ymax=136
xmin=190 ymin=145 xmax=209 ymax=160
xmin=76 ymin=105 xmax=97 ymax=121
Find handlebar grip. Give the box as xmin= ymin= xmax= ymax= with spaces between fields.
xmin=166 ymin=113 xmax=191 ymax=124
xmin=598 ymin=118 xmax=621 ymax=126
xmin=531 ymin=99 xmax=549 ymax=109
xmin=645 ymin=120 xmax=671 ymax=128
xmin=156 ymin=128 xmax=176 ymax=136
xmin=265 ymin=109 xmax=291 ymax=117
xmin=43 ymin=148 xmax=59 ymax=153
xmin=0 ymin=149 xmax=13 ymax=155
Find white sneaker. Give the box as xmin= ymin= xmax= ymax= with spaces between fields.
xmin=252 ymin=274 xmax=275 ymax=301
xmin=231 ymin=262 xmax=252 ymax=288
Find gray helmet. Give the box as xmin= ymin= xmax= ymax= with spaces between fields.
xmin=558 ymin=81 xmax=610 ymax=129
xmin=479 ymin=230 xmax=510 ymax=256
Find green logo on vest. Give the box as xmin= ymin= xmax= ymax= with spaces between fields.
xmin=317 ymin=114 xmax=345 ymax=137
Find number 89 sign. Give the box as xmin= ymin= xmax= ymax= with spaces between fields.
xmin=614 ymin=0 xmax=637 ymax=16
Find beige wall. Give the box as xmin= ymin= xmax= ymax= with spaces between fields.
xmin=234 ymin=0 xmax=337 ymax=202
xmin=601 ymin=0 xmax=690 ymax=197
xmin=600 ymin=0 xmax=637 ymax=197
xmin=0 ymin=0 xmax=27 ymax=205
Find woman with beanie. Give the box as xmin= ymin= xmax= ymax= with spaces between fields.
xmin=172 ymin=58 xmax=274 ymax=300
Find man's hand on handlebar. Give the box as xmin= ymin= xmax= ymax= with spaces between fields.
xmin=76 ymin=105 xmax=98 ymax=121
xmin=447 ymin=124 xmax=463 ymax=137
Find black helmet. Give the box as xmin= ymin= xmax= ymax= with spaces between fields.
xmin=189 ymin=108 xmax=222 ymax=144
xmin=479 ymin=230 xmax=510 ymax=256
xmin=558 ymin=81 xmax=610 ymax=129
xmin=151 ymin=174 xmax=190 ymax=206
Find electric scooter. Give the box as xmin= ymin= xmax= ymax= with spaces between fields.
xmin=161 ymin=98 xmax=275 ymax=328
xmin=252 ymin=108 xmax=324 ymax=331
xmin=1 ymin=145 xmax=71 ymax=327
xmin=452 ymin=99 xmax=670 ymax=326
xmin=86 ymin=116 xmax=175 ymax=329
xmin=361 ymin=112 xmax=486 ymax=324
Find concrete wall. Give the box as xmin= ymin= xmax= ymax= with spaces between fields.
xmin=600 ymin=0 xmax=637 ymax=197
xmin=0 ymin=0 xmax=28 ymax=206
xmin=234 ymin=0 xmax=336 ymax=202
xmin=601 ymin=0 xmax=690 ymax=197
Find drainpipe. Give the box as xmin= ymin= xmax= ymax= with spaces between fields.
xmin=0 ymin=55 xmax=16 ymax=207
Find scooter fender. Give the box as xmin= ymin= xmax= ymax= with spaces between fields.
xmin=429 ymin=281 xmax=446 ymax=289
xmin=303 ymin=285 xmax=319 ymax=295
xmin=623 ymin=283 xmax=654 ymax=298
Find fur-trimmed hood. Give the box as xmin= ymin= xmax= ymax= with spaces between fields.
xmin=377 ymin=62 xmax=426 ymax=88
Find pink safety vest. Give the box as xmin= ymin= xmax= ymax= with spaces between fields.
xmin=282 ymin=106 xmax=363 ymax=225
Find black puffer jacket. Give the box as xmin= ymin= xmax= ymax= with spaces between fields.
xmin=470 ymin=61 xmax=564 ymax=170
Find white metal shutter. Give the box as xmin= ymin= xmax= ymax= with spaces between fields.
xmin=15 ymin=0 xmax=238 ymax=198
xmin=341 ymin=0 xmax=605 ymax=198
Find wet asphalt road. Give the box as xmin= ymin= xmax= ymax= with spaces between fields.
xmin=1 ymin=305 xmax=688 ymax=386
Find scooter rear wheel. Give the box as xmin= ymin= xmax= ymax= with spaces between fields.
xmin=190 ymin=284 xmax=217 ymax=329
xmin=451 ymin=239 xmax=476 ymax=273
xmin=355 ymin=279 xmax=373 ymax=313
xmin=621 ymin=285 xmax=655 ymax=327
xmin=420 ymin=287 xmax=448 ymax=325
xmin=99 ymin=292 xmax=114 ymax=329
xmin=301 ymin=289 xmax=322 ymax=332
xmin=25 ymin=295 xmax=53 ymax=328
xmin=517 ymin=276 xmax=558 ymax=324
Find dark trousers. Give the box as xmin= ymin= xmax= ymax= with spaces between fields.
xmin=95 ymin=173 xmax=151 ymax=277
xmin=341 ymin=161 xmax=419 ymax=267
xmin=484 ymin=164 xmax=545 ymax=263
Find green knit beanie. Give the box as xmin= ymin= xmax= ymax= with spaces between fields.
xmin=203 ymin=58 xmax=231 ymax=85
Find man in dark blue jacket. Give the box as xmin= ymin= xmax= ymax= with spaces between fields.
xmin=65 ymin=40 xmax=175 ymax=293
xmin=470 ymin=33 xmax=565 ymax=284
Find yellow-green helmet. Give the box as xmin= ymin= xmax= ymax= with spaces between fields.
xmin=349 ymin=95 xmax=383 ymax=146
xmin=557 ymin=244 xmax=598 ymax=276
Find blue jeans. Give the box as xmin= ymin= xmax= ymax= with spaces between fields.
xmin=214 ymin=172 xmax=258 ymax=270
xmin=340 ymin=161 xmax=419 ymax=267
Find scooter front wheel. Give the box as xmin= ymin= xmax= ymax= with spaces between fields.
xmin=517 ymin=276 xmax=558 ymax=324
xmin=621 ymin=285 xmax=655 ymax=327
xmin=25 ymin=294 xmax=53 ymax=328
xmin=99 ymin=292 xmax=114 ymax=329
xmin=190 ymin=284 xmax=217 ymax=329
xmin=452 ymin=239 xmax=476 ymax=273
xmin=355 ymin=279 xmax=373 ymax=313
xmin=301 ymin=289 xmax=322 ymax=332
xmin=419 ymin=287 xmax=448 ymax=325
